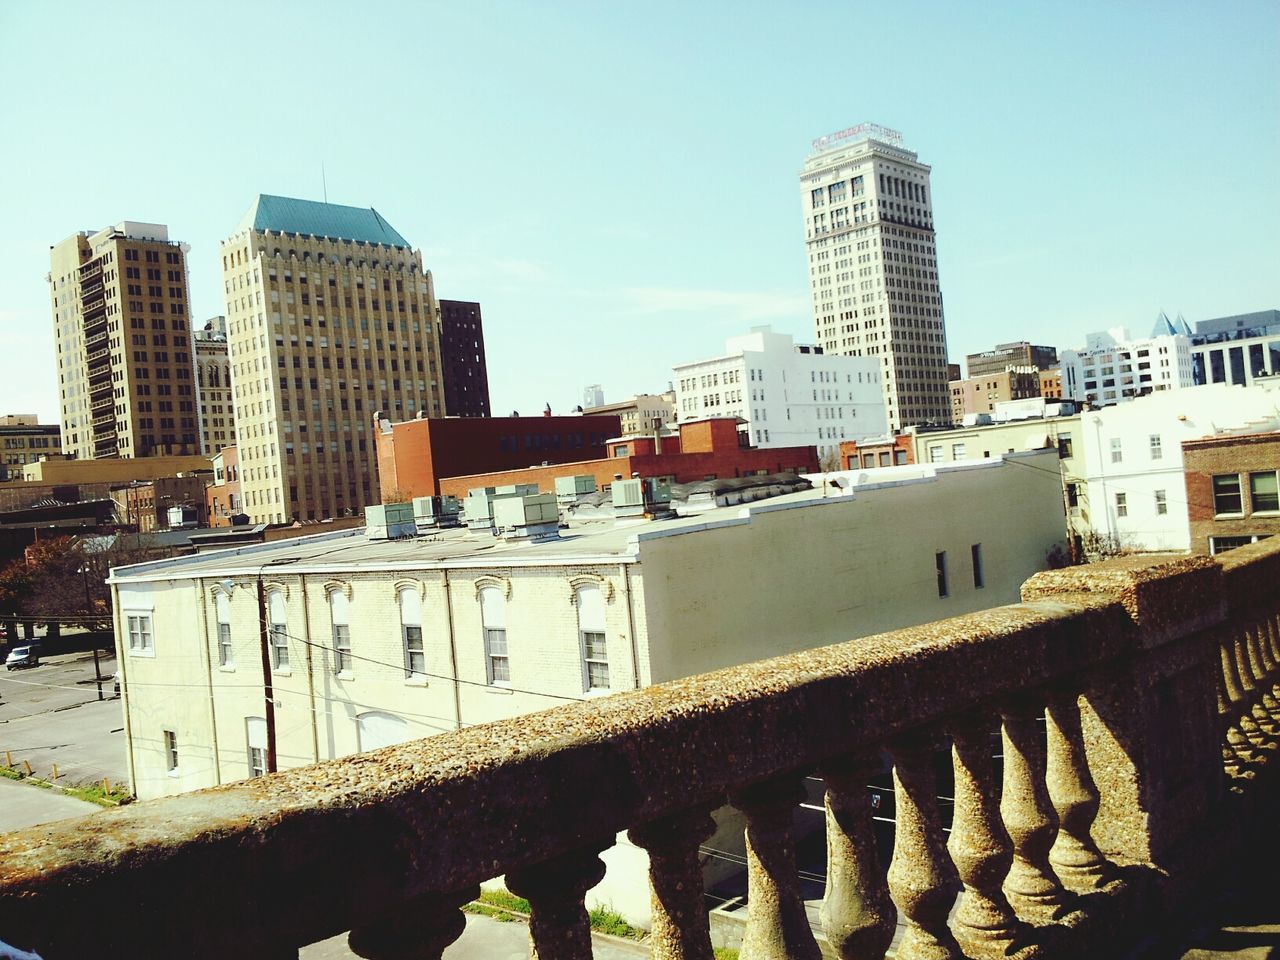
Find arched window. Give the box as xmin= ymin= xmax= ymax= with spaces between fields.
xmin=268 ymin=590 xmax=288 ymax=669
xmin=328 ymin=589 xmax=351 ymax=674
xmin=357 ymin=711 xmax=409 ymax=752
xmin=398 ymin=586 xmax=424 ymax=679
xmin=479 ymin=586 xmax=508 ymax=685
xmin=575 ymin=585 xmax=609 ymax=692
xmin=246 ymin=717 xmax=267 ymax=777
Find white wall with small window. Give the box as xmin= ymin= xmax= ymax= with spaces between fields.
xmin=215 ymin=591 xmax=233 ymax=668
xmin=329 ymin=587 xmax=353 ymax=676
xmin=399 ymin=585 xmax=426 ymax=681
xmin=479 ymin=586 xmax=509 ymax=687
xmin=575 ymin=584 xmax=610 ymax=694
xmin=1079 ymin=384 xmax=1280 ymax=552
xmin=268 ymin=590 xmax=290 ymax=672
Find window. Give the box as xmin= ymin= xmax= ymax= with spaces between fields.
xmin=215 ymin=592 xmax=233 ymax=667
xmin=928 ymin=445 xmax=943 ymax=463
xmin=1115 ymin=492 xmax=1128 ymax=517
xmin=1155 ymin=490 xmax=1168 ymax=516
xmin=1250 ymin=471 xmax=1279 ymax=513
xmin=480 ymin=586 xmax=509 ymax=685
xmin=935 ymin=551 xmax=948 ymax=598
xmin=1149 ymin=434 xmax=1163 ymax=461
xmin=127 ymin=614 xmax=153 ymax=653
xmin=329 ymin=589 xmax=352 ymax=674
xmin=576 ymin=584 xmax=609 ymax=692
xmin=1213 ymin=474 xmax=1243 ymax=515
xmin=399 ymin=586 xmax=425 ymax=679
xmin=247 ymin=717 xmax=267 ymax=777
xmin=1057 ymin=432 xmax=1073 ymax=459
xmin=268 ymin=591 xmax=289 ymax=669
xmin=164 ymin=730 xmax=179 ymax=773
xmin=1110 ymin=437 xmax=1123 ymax=464
xmin=951 ymin=442 xmax=966 ymax=459
xmin=971 ymin=544 xmax=984 ymax=589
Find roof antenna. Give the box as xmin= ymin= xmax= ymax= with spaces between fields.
xmin=322 ymin=161 xmax=328 ymax=203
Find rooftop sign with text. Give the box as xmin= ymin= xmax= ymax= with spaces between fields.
xmin=811 ymin=123 xmax=904 ymax=152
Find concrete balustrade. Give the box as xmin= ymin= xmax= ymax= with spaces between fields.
xmin=2 ymin=541 xmax=1280 ymax=959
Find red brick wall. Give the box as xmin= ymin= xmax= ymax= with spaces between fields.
xmin=839 ymin=435 xmax=914 ymax=470
xmin=1182 ymin=432 xmax=1280 ymax=554
xmin=375 ymin=414 xmax=622 ymax=500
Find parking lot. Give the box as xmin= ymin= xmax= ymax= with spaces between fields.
xmin=0 ymin=646 xmax=129 ymax=789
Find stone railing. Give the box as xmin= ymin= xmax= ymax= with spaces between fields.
xmin=2 ymin=542 xmax=1279 ymax=959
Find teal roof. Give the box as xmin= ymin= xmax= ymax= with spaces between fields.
xmin=236 ymin=195 xmax=410 ymax=248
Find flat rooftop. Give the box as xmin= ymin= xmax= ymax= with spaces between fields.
xmin=108 ymin=455 xmax=1034 ymax=583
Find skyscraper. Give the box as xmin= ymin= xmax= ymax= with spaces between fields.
xmin=220 ymin=195 xmax=446 ymax=523
xmin=49 ymin=222 xmax=199 ymax=459
xmin=438 ymin=299 xmax=491 ymax=418
xmin=800 ymin=124 xmax=951 ymax=430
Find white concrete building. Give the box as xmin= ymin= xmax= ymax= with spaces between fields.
xmin=1079 ymin=383 xmax=1280 ymax=552
xmin=108 ymin=451 xmax=1064 ymax=921
xmin=799 ymin=123 xmax=952 ymax=429
xmin=1059 ymin=318 xmax=1193 ymax=407
xmin=672 ymin=326 xmax=887 ymax=463
xmin=1189 ymin=309 xmax=1280 ymax=389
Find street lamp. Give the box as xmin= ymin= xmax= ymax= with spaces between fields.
xmin=78 ymin=563 xmax=104 ymax=701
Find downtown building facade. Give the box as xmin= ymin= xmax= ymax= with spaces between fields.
xmin=800 ymin=124 xmax=951 ymax=430
xmin=1189 ymin=309 xmax=1280 ymax=388
xmin=1059 ymin=319 xmax=1193 ymax=407
xmin=219 ymin=196 xmax=446 ymax=523
xmin=437 ymin=299 xmax=491 ymax=418
xmin=193 ymin=316 xmax=235 ymax=455
xmin=49 ymin=222 xmax=199 ymax=459
xmin=672 ymin=326 xmax=887 ymax=462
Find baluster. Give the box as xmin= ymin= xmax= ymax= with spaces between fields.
xmin=819 ymin=753 xmax=895 ymax=959
xmin=1219 ymin=641 xmax=1267 ymax=762
xmin=507 ymin=845 xmax=609 ymax=960
xmin=1044 ymin=690 xmax=1115 ymax=893
xmin=1245 ymin=624 xmax=1280 ymax=727
xmin=728 ymin=773 xmax=822 ymax=960
xmin=947 ymin=712 xmax=1026 ymax=957
xmin=629 ymin=807 xmax=718 ymax=960
xmin=1229 ymin=632 xmax=1279 ymax=746
xmin=886 ymin=733 xmax=962 ymax=960
xmin=348 ymin=887 xmax=479 ymax=960
xmin=1000 ymin=696 xmax=1075 ymax=924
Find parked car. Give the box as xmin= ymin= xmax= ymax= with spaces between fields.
xmin=5 ymin=645 xmax=40 ymax=670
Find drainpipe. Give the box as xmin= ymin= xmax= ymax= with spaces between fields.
xmin=620 ymin=563 xmax=642 ymax=689
xmin=442 ymin=569 xmax=463 ymax=730
xmin=298 ymin=575 xmax=320 ymax=763
xmin=194 ymin=578 xmax=222 ymax=785
xmin=111 ymin=582 xmax=139 ymax=795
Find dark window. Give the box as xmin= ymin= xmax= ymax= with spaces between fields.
xmin=935 ymin=551 xmax=948 ymax=598
xmin=971 ymin=544 xmax=984 ymax=589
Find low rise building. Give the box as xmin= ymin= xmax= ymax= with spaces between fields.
xmin=1078 ymin=383 xmax=1280 ymax=553
xmin=374 ymin=413 xmax=622 ymax=500
xmin=206 ymin=447 xmax=242 ymax=527
xmin=110 ymin=475 xmax=210 ymax=532
xmin=1182 ymin=424 xmax=1280 ymax=555
xmin=673 ymin=326 xmax=887 ymax=463
xmin=0 ymin=415 xmax=61 ymax=481
xmin=949 ymin=367 xmax=1041 ymax=422
xmin=434 ymin=417 xmax=817 ymax=499
xmin=583 ymin=392 xmax=677 ymax=437
xmin=838 ymin=433 xmax=915 ymax=470
xmin=1039 ymin=368 xmax=1063 ymax=399
xmin=1059 ymin=318 xmax=1192 ymax=407
xmin=964 ymin=341 xmax=1058 ymax=378
xmin=20 ymin=453 xmax=212 ymax=486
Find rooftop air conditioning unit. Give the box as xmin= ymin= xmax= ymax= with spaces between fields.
xmin=366 ymin=502 xmax=416 ymax=540
xmin=492 ymin=493 xmax=561 ymax=541
xmin=413 ymin=495 xmax=461 ymax=532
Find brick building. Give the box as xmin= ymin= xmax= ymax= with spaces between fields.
xmin=434 ymin=418 xmax=818 ymax=499
xmin=438 ymin=299 xmax=491 ymax=418
xmin=375 ymin=413 xmax=623 ymax=500
xmin=1182 ymin=425 xmax=1280 ymax=554
xmin=205 ymin=446 xmax=242 ymax=527
xmin=838 ymin=434 xmax=915 ymax=470
xmin=949 ymin=367 xmax=1041 ymax=422
xmin=111 ymin=475 xmax=210 ymax=532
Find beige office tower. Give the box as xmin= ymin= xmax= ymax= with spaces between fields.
xmin=194 ymin=316 xmax=236 ymax=455
xmin=800 ymin=124 xmax=951 ymax=430
xmin=49 ymin=222 xmax=199 ymax=459
xmin=220 ymin=195 xmax=445 ymax=523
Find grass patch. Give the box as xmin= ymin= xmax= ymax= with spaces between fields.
xmin=474 ymin=889 xmax=532 ymax=914
xmin=0 ymin=765 xmax=131 ymax=806
xmin=714 ymin=949 xmax=740 ymax=960
xmin=587 ymin=905 xmax=645 ymax=941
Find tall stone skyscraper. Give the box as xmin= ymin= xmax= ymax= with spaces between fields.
xmin=220 ymin=195 xmax=445 ymax=523
xmin=800 ymin=124 xmax=951 ymax=429
xmin=49 ymin=222 xmax=199 ymax=459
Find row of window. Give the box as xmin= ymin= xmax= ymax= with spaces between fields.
xmin=128 ymin=583 xmax=615 ymax=695
xmin=1213 ymin=471 xmax=1279 ymax=517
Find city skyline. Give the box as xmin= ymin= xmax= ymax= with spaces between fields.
xmin=2 ymin=1 xmax=1277 ymax=427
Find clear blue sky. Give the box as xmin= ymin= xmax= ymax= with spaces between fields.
xmin=1 ymin=1 xmax=1276 ymax=422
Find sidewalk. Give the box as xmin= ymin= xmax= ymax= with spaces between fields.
xmin=0 ymin=776 xmax=101 ymax=834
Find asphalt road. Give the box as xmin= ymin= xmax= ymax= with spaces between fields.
xmin=0 ymin=775 xmax=101 ymax=833
xmin=0 ymin=648 xmax=129 ymax=788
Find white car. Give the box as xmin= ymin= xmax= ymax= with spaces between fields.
xmin=5 ymin=646 xmax=40 ymax=670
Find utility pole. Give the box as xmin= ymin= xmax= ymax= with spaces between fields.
xmin=256 ymin=578 xmax=278 ymax=773
xmin=80 ymin=563 xmax=103 ymax=701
